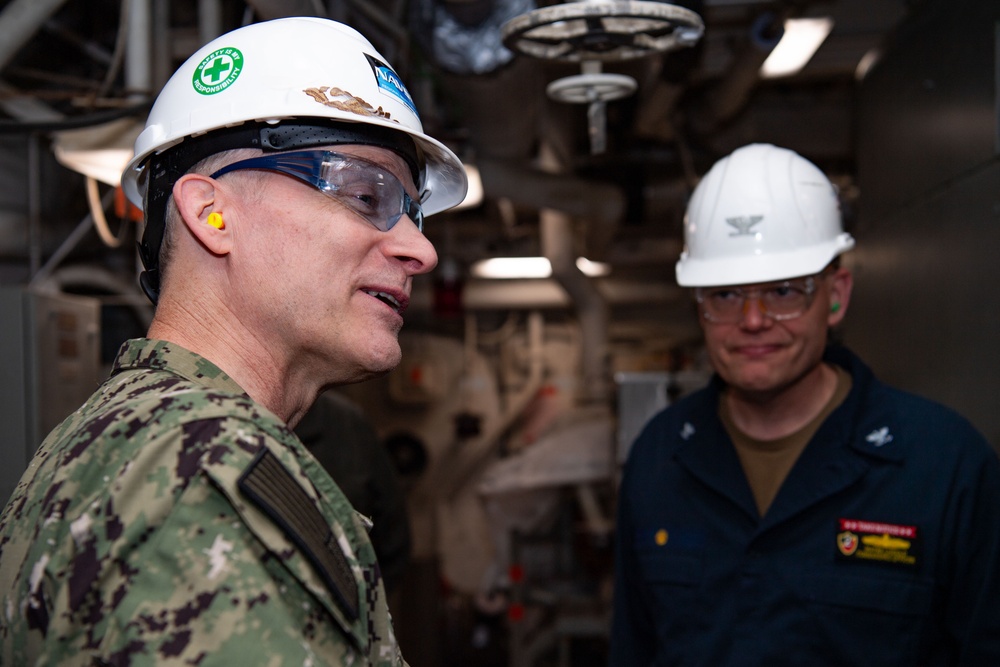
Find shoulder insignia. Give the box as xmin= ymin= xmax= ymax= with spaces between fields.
xmin=237 ymin=448 xmax=359 ymax=620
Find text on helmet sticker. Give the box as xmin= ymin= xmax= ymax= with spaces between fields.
xmin=364 ymin=54 xmax=418 ymax=117
xmin=192 ymin=47 xmax=244 ymax=95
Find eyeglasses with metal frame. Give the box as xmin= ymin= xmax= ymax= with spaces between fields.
xmin=694 ymin=275 xmax=820 ymax=324
xmin=210 ymin=150 xmax=425 ymax=233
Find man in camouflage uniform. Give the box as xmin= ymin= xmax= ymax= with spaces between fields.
xmin=0 ymin=17 xmax=467 ymax=666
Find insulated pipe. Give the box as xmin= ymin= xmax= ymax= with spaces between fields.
xmin=125 ymin=0 xmax=152 ymax=101
xmin=477 ymin=156 xmax=626 ymax=261
xmin=151 ymin=0 xmax=171 ymax=91
xmin=198 ymin=0 xmax=223 ymax=45
xmin=478 ymin=156 xmax=624 ymax=225
xmin=0 ymin=0 xmax=71 ymax=70
xmin=439 ymin=311 xmax=546 ymax=500
xmin=540 ymin=207 xmax=610 ymax=405
xmin=692 ymin=11 xmax=784 ymax=132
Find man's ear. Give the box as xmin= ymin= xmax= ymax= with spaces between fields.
xmin=173 ymin=173 xmax=233 ymax=256
xmin=827 ymin=265 xmax=853 ymax=326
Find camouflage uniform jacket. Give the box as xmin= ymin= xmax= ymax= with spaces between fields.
xmin=0 ymin=338 xmax=405 ymax=666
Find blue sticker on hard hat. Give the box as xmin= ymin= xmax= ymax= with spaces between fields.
xmin=192 ymin=47 xmax=244 ymax=95
xmin=365 ymin=54 xmax=418 ymax=117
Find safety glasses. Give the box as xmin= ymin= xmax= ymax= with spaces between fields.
xmin=210 ymin=150 xmax=425 ymax=232
xmin=695 ymin=276 xmax=819 ymax=324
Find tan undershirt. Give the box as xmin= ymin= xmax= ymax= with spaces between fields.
xmin=720 ymin=366 xmax=852 ymax=517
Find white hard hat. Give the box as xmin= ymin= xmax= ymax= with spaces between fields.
xmin=122 ymin=17 xmax=467 ymax=301
xmin=675 ymin=143 xmax=855 ymax=287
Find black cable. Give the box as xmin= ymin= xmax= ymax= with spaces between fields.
xmin=0 ymin=100 xmax=152 ymax=134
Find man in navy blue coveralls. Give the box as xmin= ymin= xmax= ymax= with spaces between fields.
xmin=610 ymin=144 xmax=1000 ymax=666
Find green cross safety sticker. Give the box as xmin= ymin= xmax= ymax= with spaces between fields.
xmin=192 ymin=47 xmax=243 ymax=95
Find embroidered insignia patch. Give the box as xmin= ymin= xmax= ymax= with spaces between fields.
xmin=865 ymin=426 xmax=894 ymax=447
xmin=238 ymin=448 xmax=359 ymax=620
xmin=835 ymin=518 xmax=919 ymax=567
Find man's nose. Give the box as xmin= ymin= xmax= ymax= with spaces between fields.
xmin=739 ymin=294 xmax=771 ymax=328
xmin=388 ymin=216 xmax=438 ymax=275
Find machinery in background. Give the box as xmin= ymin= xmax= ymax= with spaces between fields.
xmin=342 ymin=308 xmax=708 ymax=667
xmin=0 ymin=287 xmax=102 ymax=503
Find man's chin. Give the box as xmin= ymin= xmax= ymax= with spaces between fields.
xmin=716 ymin=365 xmax=784 ymax=395
xmin=363 ymin=348 xmax=403 ymax=379
xmin=326 ymin=342 xmax=401 ymax=385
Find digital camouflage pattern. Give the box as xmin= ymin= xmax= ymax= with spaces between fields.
xmin=0 ymin=338 xmax=405 ymax=666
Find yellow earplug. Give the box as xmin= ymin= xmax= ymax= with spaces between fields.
xmin=207 ymin=212 xmax=225 ymax=230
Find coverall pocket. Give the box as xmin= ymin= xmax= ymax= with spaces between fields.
xmin=637 ymin=549 xmax=704 ymax=586
xmin=634 ymin=549 xmax=707 ymax=653
xmin=788 ymin=570 xmax=934 ymax=615
xmin=786 ymin=570 xmax=934 ymax=664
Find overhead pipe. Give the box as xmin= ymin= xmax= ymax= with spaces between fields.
xmin=125 ymin=0 xmax=152 ymax=102
xmin=541 ymin=207 xmax=610 ymax=405
xmin=475 ymin=149 xmax=619 ymax=405
xmin=198 ymin=0 xmax=223 ymax=45
xmin=691 ymin=10 xmax=785 ymax=133
xmin=0 ymin=0 xmax=70 ymax=121
xmin=477 ymin=156 xmax=626 ymax=261
xmin=0 ymin=0 xmax=71 ymax=70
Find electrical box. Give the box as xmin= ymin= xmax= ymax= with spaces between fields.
xmin=0 ymin=287 xmax=101 ymax=505
xmin=615 ymin=370 xmax=709 ymax=465
xmin=615 ymin=372 xmax=670 ymax=466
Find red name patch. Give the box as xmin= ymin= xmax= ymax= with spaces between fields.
xmin=835 ymin=518 xmax=920 ymax=567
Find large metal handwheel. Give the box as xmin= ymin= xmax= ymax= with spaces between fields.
xmin=501 ymin=0 xmax=705 ymax=63
xmin=502 ymin=1 xmax=704 ymax=154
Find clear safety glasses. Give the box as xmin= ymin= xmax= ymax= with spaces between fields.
xmin=210 ymin=150 xmax=424 ymax=232
xmin=695 ymin=276 xmax=819 ymax=324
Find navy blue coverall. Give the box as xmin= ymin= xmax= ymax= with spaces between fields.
xmin=610 ymin=346 xmax=1000 ymax=666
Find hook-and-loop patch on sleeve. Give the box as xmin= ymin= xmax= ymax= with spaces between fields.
xmin=237 ymin=448 xmax=359 ymax=620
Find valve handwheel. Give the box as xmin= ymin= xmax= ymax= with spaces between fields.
xmin=501 ymin=0 xmax=704 ymax=63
